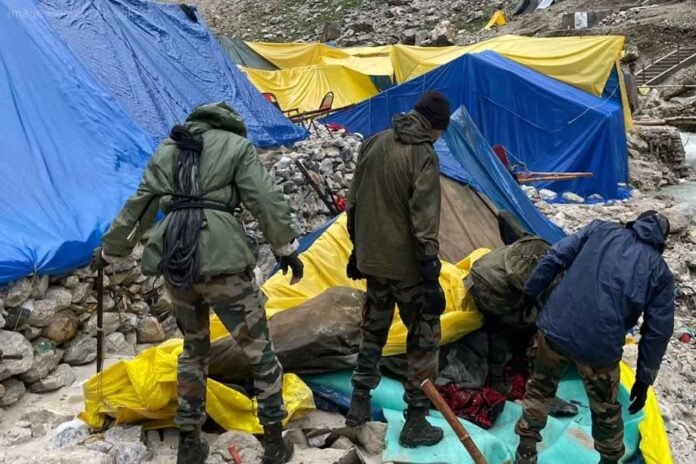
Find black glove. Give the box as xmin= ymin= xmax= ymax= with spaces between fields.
xmin=90 ymin=247 xmax=109 ymax=271
xmin=629 ymin=380 xmax=649 ymax=414
xmin=278 ymin=252 xmax=304 ymax=285
xmin=346 ymin=250 xmax=364 ymax=280
xmin=419 ymin=258 xmax=445 ymax=316
xmin=422 ymin=281 xmax=446 ymax=316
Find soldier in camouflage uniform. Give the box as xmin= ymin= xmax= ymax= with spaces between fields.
xmin=93 ymin=103 xmax=303 ymax=464
xmin=344 ymin=92 xmax=451 ymax=448
xmin=514 ymin=212 xmax=675 ymax=464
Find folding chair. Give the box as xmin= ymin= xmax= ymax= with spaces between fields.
xmin=262 ymin=92 xmax=300 ymax=117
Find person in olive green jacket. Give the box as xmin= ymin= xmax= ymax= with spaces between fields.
xmin=344 ymin=92 xmax=450 ymax=448
xmin=93 ymin=102 xmax=302 ymax=464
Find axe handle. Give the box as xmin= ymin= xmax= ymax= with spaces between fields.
xmin=421 ymin=379 xmax=487 ymax=464
xmin=96 ymin=266 xmax=104 ymax=373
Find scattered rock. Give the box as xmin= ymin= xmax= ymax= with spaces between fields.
xmin=663 ymin=204 xmax=695 ymax=234
xmin=30 ymin=363 xmax=76 ymax=393
xmin=105 ymin=425 xmax=152 ymax=464
xmin=45 ymin=286 xmax=74 ymax=310
xmin=106 ymin=332 xmax=136 ymax=356
xmin=71 ymin=282 xmax=93 ymax=304
xmin=20 ymin=404 xmax=74 ymax=428
xmin=42 ymin=447 xmax=117 ymax=464
xmin=43 ymin=310 xmax=79 ymax=344
xmin=0 ymin=426 xmax=32 ymax=446
xmin=28 ymin=298 xmax=59 ymax=327
xmin=209 ymin=431 xmax=263 ymax=463
xmin=31 ymin=275 xmax=50 ymax=299
xmin=0 ymin=329 xmax=34 ymax=380
xmin=0 ymin=378 xmax=26 ymax=406
xmin=6 ymin=278 xmax=32 ymax=307
xmin=355 ymin=422 xmax=387 ymax=455
xmin=562 ymin=192 xmax=585 ymax=204
xmin=85 ymin=312 xmax=122 ymax=337
xmin=538 ymin=189 xmax=558 ymax=201
xmin=62 ymin=275 xmax=80 ymax=289
xmin=63 ymin=334 xmax=97 ymax=365
xmin=20 ymin=338 xmax=63 ymax=383
xmin=53 ymin=419 xmax=90 ymax=448
xmin=136 ymin=316 xmax=165 ymax=343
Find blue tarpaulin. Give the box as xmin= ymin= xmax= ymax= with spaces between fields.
xmin=327 ymin=51 xmax=628 ymax=199
xmin=0 ymin=0 xmax=306 ymax=284
xmin=37 ymin=0 xmax=307 ymax=148
xmin=440 ymin=107 xmax=565 ymax=243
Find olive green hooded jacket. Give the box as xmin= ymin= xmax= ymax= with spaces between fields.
xmin=102 ymin=102 xmax=295 ymax=276
xmin=347 ymin=111 xmax=441 ymax=283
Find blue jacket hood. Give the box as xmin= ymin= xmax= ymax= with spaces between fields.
xmin=631 ymin=215 xmax=666 ymax=250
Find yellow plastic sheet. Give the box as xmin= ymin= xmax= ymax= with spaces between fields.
xmin=243 ymin=65 xmax=379 ymax=113
xmin=619 ymin=362 xmax=673 ymax=464
xmin=80 ymin=339 xmax=315 ymax=433
xmin=245 ymin=42 xmax=347 ymax=69
xmin=261 ymin=214 xmax=485 ymax=356
xmin=484 ymin=10 xmax=507 ymax=30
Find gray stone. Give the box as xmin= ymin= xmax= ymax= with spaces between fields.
xmin=85 ymin=311 xmax=122 ymax=336
xmin=43 ymin=310 xmax=79 ymax=344
xmin=209 ymin=431 xmax=263 ymax=463
xmin=105 ymin=425 xmax=145 ymax=445
xmin=126 ymin=301 xmax=149 ymax=315
xmin=5 ymin=304 xmax=31 ymax=329
xmin=663 ymin=204 xmax=695 ymax=234
xmin=539 ymin=189 xmax=558 ymax=201
xmin=30 ymin=363 xmax=76 ymax=393
xmin=53 ymin=419 xmax=90 ymax=448
xmin=63 ymin=334 xmax=97 ymax=365
xmin=562 ymin=192 xmax=585 ymax=203
xmin=106 ymin=332 xmax=136 ymax=357
xmin=21 ymin=338 xmax=63 ymax=383
xmin=124 ymin=331 xmax=137 ymax=347
xmin=152 ymin=292 xmax=172 ymax=315
xmin=42 ymin=447 xmax=116 ymax=464
xmin=0 ymin=378 xmax=25 ymax=406
xmin=31 ymin=275 xmax=50 ymax=299
xmin=20 ymin=406 xmax=74 ymax=427
xmin=62 ymin=275 xmax=80 ymax=289
xmin=0 ymin=311 xmax=5 ymax=330
xmin=28 ymin=298 xmax=58 ymax=327
xmin=0 ymin=329 xmax=33 ymax=380
xmin=21 ymin=324 xmax=43 ymax=341
xmin=71 ymin=282 xmax=93 ymax=304
xmin=355 ymin=422 xmax=387 ymax=455
xmin=6 ymin=278 xmax=32 ymax=307
xmin=119 ymin=313 xmax=138 ymax=332
xmin=85 ymin=439 xmax=115 ymax=454
xmin=105 ymin=425 xmax=152 ymax=464
xmin=0 ymin=426 xmax=32 ymax=446
xmin=46 ymin=286 xmax=74 ymax=310
xmin=0 ymin=382 xmax=4 ymax=398
xmin=136 ymin=316 xmax=165 ymax=343
xmin=104 ymin=255 xmax=138 ymax=273
xmin=290 ymin=448 xmax=353 ymax=463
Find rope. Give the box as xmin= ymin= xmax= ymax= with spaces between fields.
xmin=159 ymin=126 xmax=205 ymax=289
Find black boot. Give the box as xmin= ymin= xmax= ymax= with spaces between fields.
xmin=398 ymin=407 xmax=444 ymax=448
xmin=515 ymin=437 xmax=538 ymax=464
xmin=177 ymin=429 xmax=208 ymax=464
xmin=598 ymin=457 xmax=619 ymax=464
xmin=262 ymin=422 xmax=294 ymax=464
xmin=345 ymin=388 xmax=372 ymax=427
xmin=489 ymin=366 xmax=512 ymax=397
xmin=548 ymin=396 xmax=579 ymax=418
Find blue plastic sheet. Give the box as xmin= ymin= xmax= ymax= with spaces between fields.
xmin=441 ymin=107 xmax=565 ymax=243
xmin=37 ymin=0 xmax=307 ymax=148
xmin=327 ymin=51 xmax=628 ymax=198
xmin=0 ymin=0 xmax=153 ymax=283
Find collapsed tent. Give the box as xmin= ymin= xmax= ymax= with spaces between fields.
xmin=37 ymin=0 xmax=307 ymax=147
xmin=0 ymin=0 xmax=306 ymax=285
xmin=217 ymin=36 xmax=279 ymax=70
xmin=328 ymin=51 xmax=628 ymax=199
xmin=243 ymin=65 xmax=379 ymax=113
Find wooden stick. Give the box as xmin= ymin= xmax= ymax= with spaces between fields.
xmin=518 ymin=171 xmax=593 ymax=177
xmin=420 ymin=379 xmax=487 ymax=464
xmin=518 ymin=175 xmax=592 ymax=183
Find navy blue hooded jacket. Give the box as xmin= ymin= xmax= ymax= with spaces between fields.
xmin=525 ymin=216 xmax=675 ymax=385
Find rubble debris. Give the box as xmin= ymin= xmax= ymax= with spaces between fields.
xmin=53 ymin=419 xmax=90 ymax=449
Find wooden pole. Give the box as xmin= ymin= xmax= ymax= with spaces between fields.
xmin=96 ymin=266 xmax=104 ymax=373
xmin=420 ymin=379 xmax=487 ymax=464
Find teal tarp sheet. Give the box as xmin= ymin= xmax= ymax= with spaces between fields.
xmin=305 ymin=370 xmax=644 ymax=464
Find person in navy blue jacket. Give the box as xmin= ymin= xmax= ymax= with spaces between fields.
xmin=514 ymin=211 xmax=675 ymax=464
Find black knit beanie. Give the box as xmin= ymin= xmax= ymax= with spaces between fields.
xmin=414 ymin=91 xmax=451 ymax=131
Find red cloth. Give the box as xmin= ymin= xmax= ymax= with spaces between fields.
xmin=435 ymin=384 xmax=507 ymax=429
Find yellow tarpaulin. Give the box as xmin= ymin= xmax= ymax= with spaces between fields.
xmin=245 ymin=42 xmax=347 ymax=69
xmin=80 ymin=339 xmax=315 ymax=433
xmin=484 ymin=10 xmax=507 ymax=30
xmin=261 ymin=214 xmax=486 ymax=356
xmin=243 ymin=65 xmax=379 ymax=113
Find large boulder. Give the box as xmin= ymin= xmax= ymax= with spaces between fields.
xmin=0 ymin=329 xmax=33 ymax=380
xmin=136 ymin=316 xmax=165 ymax=343
xmin=63 ymin=334 xmax=97 ymax=365
xmin=43 ymin=310 xmax=79 ymax=344
xmin=20 ymin=338 xmax=63 ymax=383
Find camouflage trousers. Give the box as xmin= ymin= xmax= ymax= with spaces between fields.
xmin=515 ymin=333 xmax=625 ymax=461
xmin=351 ymin=276 xmax=441 ymax=409
xmin=166 ymin=272 xmax=286 ymax=430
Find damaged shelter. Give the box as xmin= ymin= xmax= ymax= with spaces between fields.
xmin=81 ymin=107 xmax=672 ymax=463
xmin=0 ymin=0 xmax=306 ymax=284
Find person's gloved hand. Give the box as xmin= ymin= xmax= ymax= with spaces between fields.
xmin=419 ymin=258 xmax=445 ymax=316
xmin=629 ymin=380 xmax=649 ymax=414
xmin=278 ymin=252 xmax=304 ymax=285
xmin=518 ymin=292 xmax=538 ymax=323
xmin=346 ymin=250 xmax=364 ymax=280
xmin=90 ymin=247 xmax=109 ymax=271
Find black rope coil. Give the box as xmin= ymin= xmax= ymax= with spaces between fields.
xmin=159 ymin=125 xmax=205 ymax=288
